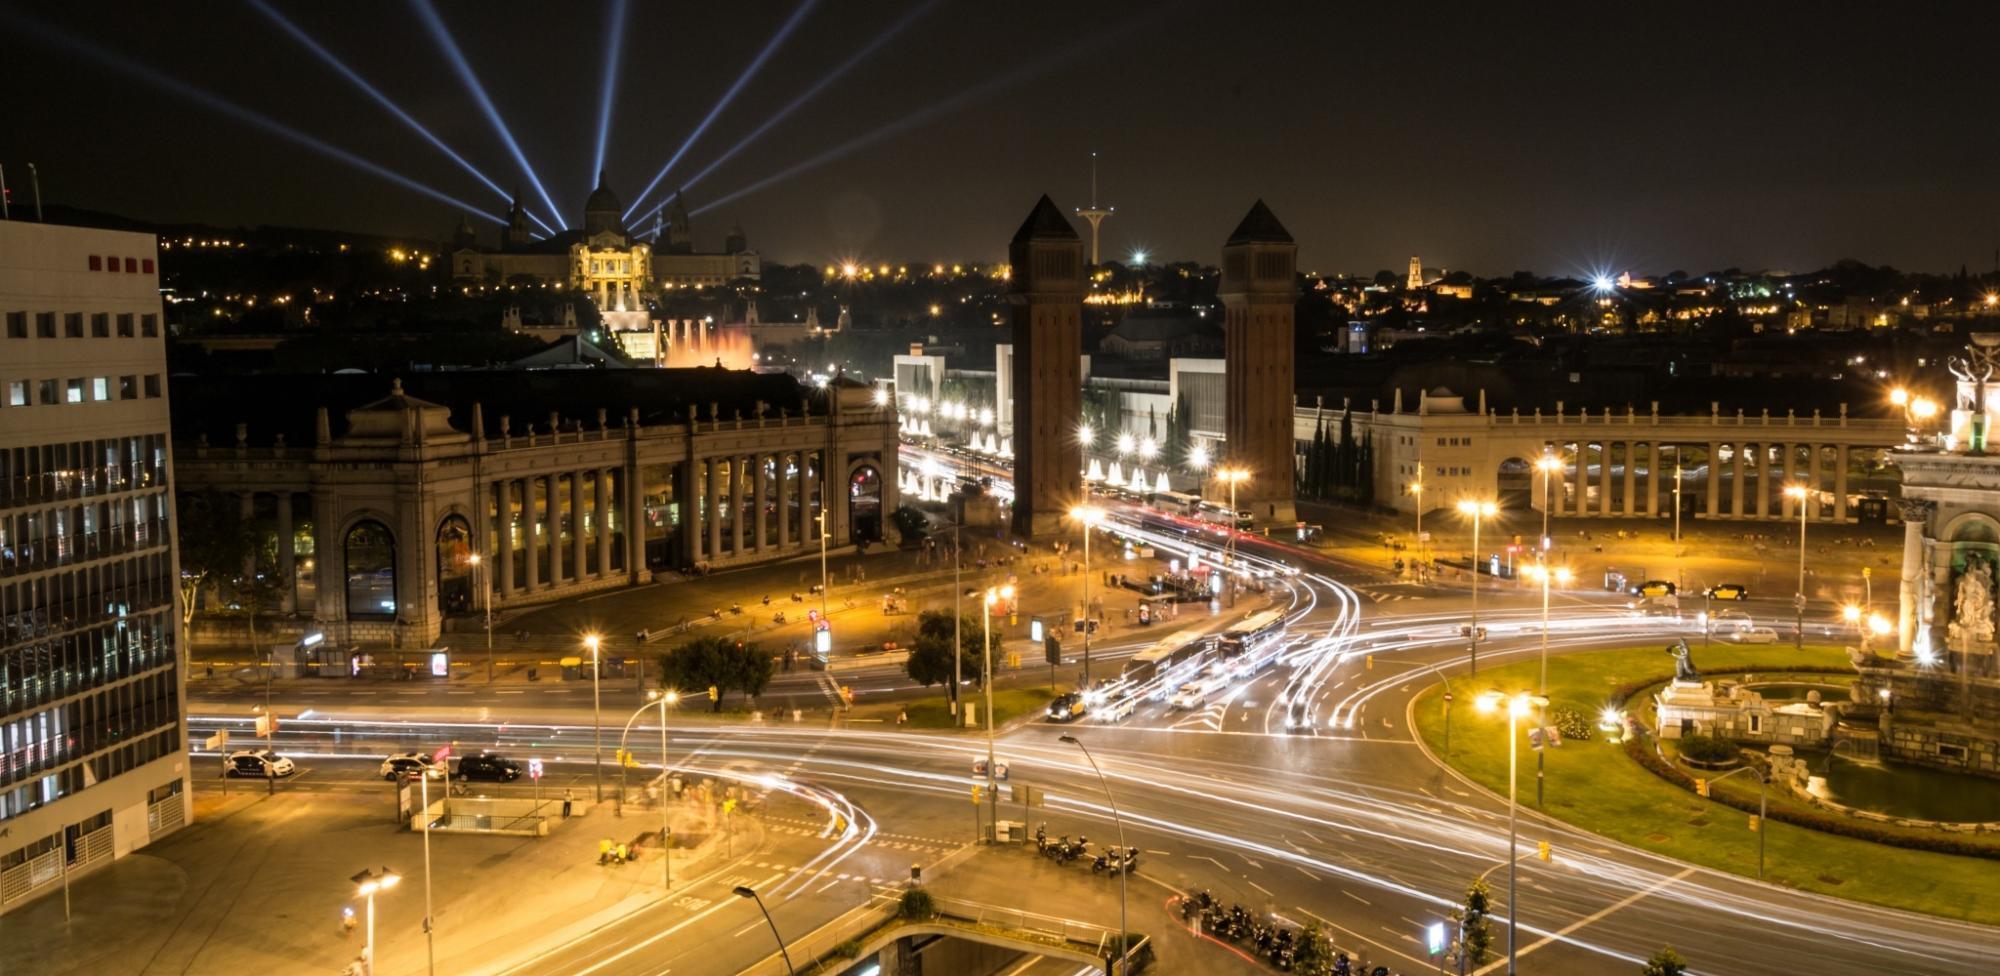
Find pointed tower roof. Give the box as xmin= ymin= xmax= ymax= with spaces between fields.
xmin=1225 ymin=199 xmax=1293 ymax=246
xmin=1011 ymin=195 xmax=1080 ymax=244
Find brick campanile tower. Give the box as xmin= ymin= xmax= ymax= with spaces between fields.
xmin=1217 ymin=200 xmax=1298 ymax=525
xmin=1007 ymin=195 xmax=1085 ymax=538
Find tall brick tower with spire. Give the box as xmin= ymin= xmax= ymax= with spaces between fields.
xmin=1007 ymin=195 xmax=1086 ymax=538
xmin=1217 ymin=200 xmax=1299 ymax=525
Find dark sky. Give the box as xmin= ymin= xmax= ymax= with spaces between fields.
xmin=5 ymin=1 xmax=1997 ymax=275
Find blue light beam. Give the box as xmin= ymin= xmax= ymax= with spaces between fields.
xmin=628 ymin=0 xmax=942 ymax=230
xmin=623 ymin=0 xmax=822 ymax=221
xmin=246 ymin=0 xmax=557 ymax=236
xmin=590 ymin=0 xmax=632 ymax=186
xmin=412 ymin=0 xmax=567 ymax=229
xmin=4 ymin=10 xmax=501 ymax=223
xmin=691 ymin=27 xmax=1122 ymax=219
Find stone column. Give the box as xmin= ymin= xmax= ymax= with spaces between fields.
xmin=311 ymin=489 xmax=342 ymax=632
xmin=754 ymin=454 xmax=770 ymax=552
xmin=706 ymin=459 xmax=724 ymax=560
xmin=569 ymin=472 xmax=586 ymax=582
xmin=1597 ymin=442 xmax=1613 ymax=516
xmin=523 ymin=477 xmax=541 ymax=591
xmin=1752 ymin=444 xmax=1770 ymax=519
xmin=1898 ymin=498 xmax=1935 ymax=657
xmin=275 ymin=491 xmax=296 ymax=612
xmin=623 ymin=465 xmax=645 ymax=579
xmin=1645 ymin=444 xmax=1662 ymax=517
xmin=238 ymin=491 xmax=257 ymax=579
xmin=1779 ymin=444 xmax=1795 ymax=519
xmin=496 ymin=481 xmax=515 ymax=595
xmin=1569 ymin=442 xmax=1587 ymax=517
xmin=1705 ymin=442 xmax=1721 ymax=518
xmin=729 ymin=456 xmax=746 ymax=555
xmin=1621 ymin=442 xmax=1637 ymax=516
xmin=595 ymin=468 xmax=612 ymax=577
xmin=800 ymin=451 xmax=818 ymax=545
xmin=1834 ymin=445 xmax=1850 ymax=521
xmin=1808 ymin=444 xmax=1824 ymax=521
xmin=1730 ymin=444 xmax=1745 ymax=518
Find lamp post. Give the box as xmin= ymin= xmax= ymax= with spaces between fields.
xmin=469 ymin=552 xmax=494 ymax=683
xmin=982 ymin=584 xmax=1014 ymax=839
xmin=1703 ymin=766 xmax=1770 ymax=879
xmin=352 ymin=866 xmax=401 ymax=976
xmin=1060 ymin=734 xmax=1129 ymax=975
xmin=1069 ymin=506 xmax=1104 ymax=689
xmin=1783 ymin=484 xmax=1808 ymax=650
xmin=953 ymin=513 xmax=963 ymax=721
xmin=816 ymin=510 xmax=830 ymax=625
xmin=585 ymin=633 xmax=605 ymax=801
xmin=1408 ymin=480 xmax=1426 ymax=580
xmin=733 ymin=885 xmax=796 ymax=975
xmin=1457 ymin=499 xmax=1498 ymax=674
xmin=1475 ymin=691 xmax=1547 ymax=976
xmin=1521 ymin=563 xmax=1570 ymax=807
xmin=1534 ymin=452 xmax=1562 ymax=555
xmin=1217 ymin=467 xmax=1251 ymax=605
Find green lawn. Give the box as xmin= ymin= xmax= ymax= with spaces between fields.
xmin=1412 ymin=644 xmax=2000 ymax=925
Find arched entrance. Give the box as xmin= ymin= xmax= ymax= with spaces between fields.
xmin=1497 ymin=457 xmax=1532 ymax=511
xmin=849 ymin=465 xmax=883 ymax=543
xmin=344 ymin=520 xmax=397 ymax=619
xmin=437 ymin=515 xmax=473 ymax=614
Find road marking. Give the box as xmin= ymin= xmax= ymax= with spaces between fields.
xmin=1296 ymin=866 xmax=1320 ymax=881
xmin=1340 ymin=889 xmax=1371 ymax=906
xmin=554 ymin=869 xmax=785 ymax=976
xmin=1248 ymin=880 xmax=1273 ymax=897
xmin=1191 ymin=854 xmax=1228 ymax=870
xmin=997 ymin=955 xmax=1045 ymax=976
xmin=1475 ymin=867 xmax=1697 ymax=974
xmin=1238 ymin=854 xmax=1263 ymax=869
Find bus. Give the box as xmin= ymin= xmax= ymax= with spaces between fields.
xmin=1121 ymin=635 xmax=1216 ymax=698
xmin=1146 ymin=490 xmax=1202 ymax=516
xmin=1196 ymin=501 xmax=1253 ymax=531
xmin=1216 ymin=609 xmax=1288 ymax=674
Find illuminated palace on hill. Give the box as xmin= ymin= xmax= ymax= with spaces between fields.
xmin=448 ymin=174 xmax=760 ymax=309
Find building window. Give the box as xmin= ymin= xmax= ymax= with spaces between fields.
xmin=92 ymin=377 xmax=110 ymax=401
xmin=66 ymin=379 xmax=85 ymax=403
xmin=64 ymin=312 xmax=83 ymax=337
xmin=91 ymin=313 xmax=110 ymax=337
xmin=117 ymin=314 xmax=134 ymax=338
xmin=345 ymin=520 xmax=398 ymax=619
xmin=124 ymin=258 xmax=137 ymax=273
xmin=89 ymin=255 xmax=102 ymax=271
xmin=5 ymin=312 xmax=23 ymax=338
xmin=1748 ymin=713 xmax=1763 ymax=734
xmin=5 ymin=380 xmax=25 ymax=406
xmin=36 ymin=312 xmax=56 ymax=338
xmin=143 ymin=375 xmax=161 ymax=398
xmin=104 ymin=255 xmax=119 ymax=272
xmin=141 ymin=314 xmax=158 ymax=337
xmin=38 ymin=379 xmax=58 ymax=404
xmin=119 ymin=375 xmax=137 ymax=400
xmin=141 ymin=259 xmax=155 ymax=274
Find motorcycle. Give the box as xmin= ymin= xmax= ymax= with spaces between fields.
xmin=1091 ymin=845 xmax=1140 ymax=875
xmin=1058 ymin=835 xmax=1090 ymax=864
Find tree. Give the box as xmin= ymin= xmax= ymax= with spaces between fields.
xmin=905 ymin=610 xmax=983 ymax=708
xmin=1292 ymin=922 xmax=1336 ymax=976
xmin=657 ymin=636 xmax=771 ymax=711
xmin=1640 ymin=946 xmax=1688 ymax=976
xmin=891 ymin=505 xmax=930 ymax=542
xmin=175 ymin=490 xmax=256 ymax=632
xmin=1456 ymin=878 xmax=1494 ymax=966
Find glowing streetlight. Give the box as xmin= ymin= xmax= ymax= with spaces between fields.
xmin=352 ymin=867 xmax=402 ymax=976
xmin=1215 ymin=467 xmax=1251 ymax=604
xmin=1783 ymin=484 xmax=1809 ymax=650
xmin=1069 ymin=506 xmax=1105 ymax=687
xmin=1534 ymin=452 xmax=1563 ymax=550
xmin=1520 ymin=562 xmax=1571 ymax=806
xmin=1473 ymin=690 xmax=1547 ymax=976
xmin=584 ymin=633 xmax=604 ymax=801
xmin=1138 ymin=437 xmax=1157 ymax=461
xmin=1188 ymin=442 xmax=1210 ymax=471
xmin=1456 ymin=499 xmax=1499 ymax=674
xmin=1115 ymin=431 xmax=1135 ymax=456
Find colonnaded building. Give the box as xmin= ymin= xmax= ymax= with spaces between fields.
xmin=171 ymin=370 xmax=897 ymax=651
xmin=448 ymin=174 xmax=760 ymax=305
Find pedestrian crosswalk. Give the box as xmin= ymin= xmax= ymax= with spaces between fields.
xmin=740 ymin=859 xmax=904 ymax=886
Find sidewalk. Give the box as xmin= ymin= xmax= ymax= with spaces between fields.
xmin=0 ymin=776 xmax=757 ymax=976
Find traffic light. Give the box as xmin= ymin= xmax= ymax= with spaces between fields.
xmin=1536 ymin=840 xmax=1551 ymax=862
xmin=971 ymin=786 xmax=983 ymax=804
xmin=1695 ymin=778 xmax=1710 ymax=798
xmin=1044 ymin=635 xmax=1061 ymax=666
xmin=1366 ymin=655 xmax=1374 ymax=670
xmin=1748 ymin=815 xmax=1760 ymax=833
xmin=707 ymin=684 xmax=719 ymax=701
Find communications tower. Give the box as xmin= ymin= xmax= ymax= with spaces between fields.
xmin=1072 ymin=152 xmax=1115 ymax=266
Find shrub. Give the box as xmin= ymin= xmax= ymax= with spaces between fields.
xmin=832 ymin=940 xmax=862 ymax=958
xmin=898 ymin=886 xmax=936 ymax=920
xmin=1675 ymin=735 xmax=1738 ymax=765
xmin=1549 ymin=706 xmax=1594 ymax=743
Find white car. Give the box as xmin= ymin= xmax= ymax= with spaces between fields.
xmin=1727 ymin=627 xmax=1780 ymax=644
xmin=379 ymin=753 xmax=445 ymax=781
xmin=1169 ymin=684 xmax=1208 ymax=710
xmin=225 ymin=749 xmax=296 ymax=778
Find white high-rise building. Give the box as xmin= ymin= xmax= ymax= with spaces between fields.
xmin=0 ymin=220 xmax=190 ymax=914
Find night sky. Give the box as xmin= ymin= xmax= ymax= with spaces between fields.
xmin=4 ymin=1 xmax=1997 ymax=275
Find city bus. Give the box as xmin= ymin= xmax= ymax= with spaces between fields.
xmin=1216 ymin=609 xmax=1288 ymax=674
xmin=1196 ymin=500 xmax=1254 ymax=531
xmin=1145 ymin=489 xmax=1202 ymax=517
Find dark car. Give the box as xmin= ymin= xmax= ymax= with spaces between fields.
xmin=457 ymin=754 xmax=523 ymax=781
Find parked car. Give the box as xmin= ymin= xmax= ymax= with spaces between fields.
xmin=1727 ymin=627 xmax=1781 ymax=644
xmin=225 ymin=749 xmax=296 ymax=778
xmin=1705 ymin=583 xmax=1750 ymax=601
xmin=456 ymin=754 xmax=523 ymax=781
xmin=379 ymin=753 xmax=444 ymax=781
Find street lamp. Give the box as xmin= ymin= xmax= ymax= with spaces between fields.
xmin=585 ymin=633 xmax=605 ymax=801
xmin=1069 ymin=506 xmax=1104 ymax=689
xmin=981 ymin=584 xmax=1014 ymax=838
xmin=1407 ymin=480 xmax=1426 ymax=580
xmin=732 ymin=885 xmax=795 ymax=975
xmin=352 ymin=866 xmax=401 ymax=976
xmin=614 ymin=690 xmax=678 ymax=888
xmin=1520 ymin=562 xmax=1570 ymax=807
xmin=1474 ymin=691 xmax=1547 ymax=976
xmin=469 ymin=552 xmax=494 ymax=683
xmin=1216 ymin=467 xmax=1251 ymax=605
xmin=1456 ymin=499 xmax=1498 ymax=674
xmin=1060 ymin=734 xmax=1130 ymax=975
xmin=816 ymin=510 xmax=830 ymax=627
xmin=1783 ymin=484 xmax=1809 ymax=650
xmin=1534 ymin=452 xmax=1562 ymax=552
